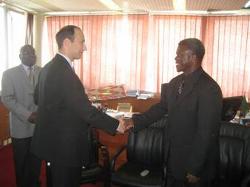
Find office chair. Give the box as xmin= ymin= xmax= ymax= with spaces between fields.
xmin=80 ymin=128 xmax=110 ymax=186
xmin=214 ymin=122 xmax=250 ymax=187
xmin=221 ymin=96 xmax=243 ymax=121
xmin=110 ymin=117 xmax=167 ymax=187
xmin=46 ymin=128 xmax=110 ymax=187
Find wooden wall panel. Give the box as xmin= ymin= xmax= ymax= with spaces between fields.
xmin=0 ymin=99 xmax=10 ymax=148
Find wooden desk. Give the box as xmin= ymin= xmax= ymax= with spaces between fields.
xmin=99 ymin=96 xmax=160 ymax=112
xmin=97 ymin=96 xmax=160 ymax=168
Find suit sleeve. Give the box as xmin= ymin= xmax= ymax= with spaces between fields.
xmin=62 ymin=72 xmax=119 ymax=135
xmin=132 ymin=85 xmax=168 ymax=132
xmin=186 ymin=83 xmax=222 ymax=176
xmin=1 ymin=71 xmax=32 ymax=122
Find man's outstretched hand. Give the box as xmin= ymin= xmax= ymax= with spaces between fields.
xmin=116 ymin=117 xmax=134 ymax=134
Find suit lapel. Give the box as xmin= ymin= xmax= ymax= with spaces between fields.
xmin=16 ymin=65 xmax=35 ymax=93
xmin=176 ymin=69 xmax=203 ymax=105
xmin=17 ymin=65 xmax=30 ymax=83
xmin=167 ymin=78 xmax=180 ymax=113
xmin=54 ymin=54 xmax=80 ymax=84
xmin=18 ymin=64 xmax=40 ymax=88
xmin=33 ymin=65 xmax=41 ymax=85
xmin=54 ymin=54 xmax=76 ymax=74
xmin=176 ymin=79 xmax=194 ymax=103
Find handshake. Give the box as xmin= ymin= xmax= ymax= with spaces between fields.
xmin=116 ymin=117 xmax=134 ymax=134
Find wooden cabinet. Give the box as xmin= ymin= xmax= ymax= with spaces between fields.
xmin=97 ymin=96 xmax=160 ymax=168
xmin=0 ymin=99 xmax=10 ymax=148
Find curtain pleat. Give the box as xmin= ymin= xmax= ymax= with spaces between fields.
xmin=25 ymin=13 xmax=33 ymax=45
xmin=44 ymin=15 xmax=250 ymax=100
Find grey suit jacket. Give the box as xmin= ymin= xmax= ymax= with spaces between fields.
xmin=1 ymin=64 xmax=41 ymax=138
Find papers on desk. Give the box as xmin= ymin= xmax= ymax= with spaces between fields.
xmin=126 ymin=90 xmax=138 ymax=97
xmin=106 ymin=109 xmax=132 ymax=119
xmin=87 ymin=85 xmax=126 ymax=101
xmin=137 ymin=93 xmax=154 ymax=100
xmin=126 ymin=90 xmax=155 ymax=100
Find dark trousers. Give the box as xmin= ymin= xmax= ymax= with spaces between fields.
xmin=166 ymin=175 xmax=213 ymax=187
xmin=49 ymin=162 xmax=82 ymax=187
xmin=12 ymin=137 xmax=41 ymax=187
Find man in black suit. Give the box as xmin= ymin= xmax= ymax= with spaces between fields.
xmin=124 ymin=38 xmax=222 ymax=187
xmin=31 ymin=25 xmax=126 ymax=187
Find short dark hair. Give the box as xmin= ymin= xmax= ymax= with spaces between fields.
xmin=20 ymin=44 xmax=34 ymax=54
xmin=178 ymin=38 xmax=205 ymax=62
xmin=56 ymin=25 xmax=81 ymax=49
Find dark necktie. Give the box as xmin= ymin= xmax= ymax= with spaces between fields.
xmin=178 ymin=80 xmax=185 ymax=94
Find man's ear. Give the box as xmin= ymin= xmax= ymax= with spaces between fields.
xmin=191 ymin=54 xmax=198 ymax=63
xmin=63 ymin=38 xmax=71 ymax=48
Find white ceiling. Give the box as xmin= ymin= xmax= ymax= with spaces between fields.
xmin=1 ymin=0 xmax=249 ymax=14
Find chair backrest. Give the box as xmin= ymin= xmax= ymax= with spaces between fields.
xmin=221 ymin=96 xmax=243 ymax=121
xmin=80 ymin=127 xmax=111 ymax=185
xmin=218 ymin=122 xmax=250 ymax=185
xmin=126 ymin=117 xmax=167 ymax=167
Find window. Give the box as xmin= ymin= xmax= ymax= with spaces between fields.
xmin=0 ymin=7 xmax=6 ymax=86
xmin=0 ymin=6 xmax=26 ymax=90
xmin=7 ymin=10 xmax=26 ymax=67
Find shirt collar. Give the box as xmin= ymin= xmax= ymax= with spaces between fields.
xmin=21 ymin=64 xmax=34 ymax=76
xmin=181 ymin=67 xmax=203 ymax=83
xmin=22 ymin=64 xmax=34 ymax=72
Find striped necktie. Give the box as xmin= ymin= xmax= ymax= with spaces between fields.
xmin=178 ymin=80 xmax=185 ymax=94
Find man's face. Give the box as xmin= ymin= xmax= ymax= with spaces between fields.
xmin=69 ymin=28 xmax=87 ymax=61
xmin=175 ymin=45 xmax=195 ymax=74
xmin=19 ymin=46 xmax=36 ymax=67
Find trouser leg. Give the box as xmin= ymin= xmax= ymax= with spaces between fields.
xmin=27 ymin=153 xmax=42 ymax=187
xmin=50 ymin=163 xmax=82 ymax=187
xmin=12 ymin=137 xmax=31 ymax=187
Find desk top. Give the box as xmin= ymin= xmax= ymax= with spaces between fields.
xmin=99 ymin=96 xmax=160 ymax=113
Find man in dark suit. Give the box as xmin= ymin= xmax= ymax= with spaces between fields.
xmin=1 ymin=45 xmax=42 ymax=187
xmin=124 ymin=38 xmax=223 ymax=187
xmin=31 ymin=25 xmax=126 ymax=187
